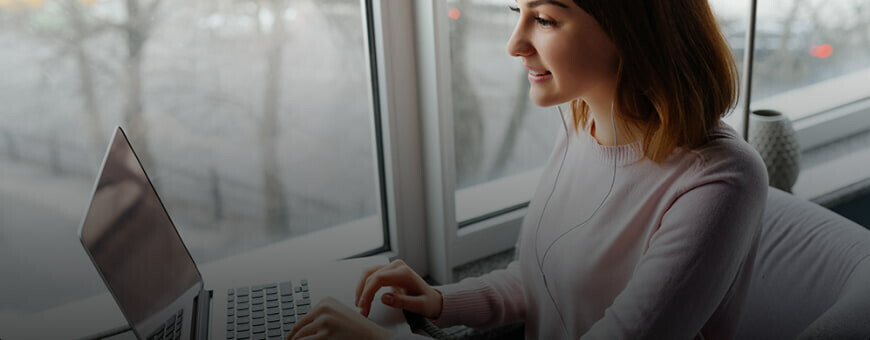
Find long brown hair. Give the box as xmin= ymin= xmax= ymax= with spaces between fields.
xmin=570 ymin=0 xmax=739 ymax=162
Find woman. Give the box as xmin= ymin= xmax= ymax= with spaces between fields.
xmin=289 ymin=0 xmax=768 ymax=339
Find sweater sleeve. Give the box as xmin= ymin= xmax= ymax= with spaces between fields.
xmin=428 ymin=260 xmax=526 ymax=329
xmin=581 ymin=156 xmax=768 ymax=339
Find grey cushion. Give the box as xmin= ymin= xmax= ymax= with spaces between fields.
xmin=735 ymin=187 xmax=870 ymax=339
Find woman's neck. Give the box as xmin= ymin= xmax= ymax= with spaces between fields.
xmin=585 ymin=101 xmax=644 ymax=147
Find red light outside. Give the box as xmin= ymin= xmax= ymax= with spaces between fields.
xmin=449 ymin=8 xmax=461 ymax=20
xmin=810 ymin=44 xmax=833 ymax=59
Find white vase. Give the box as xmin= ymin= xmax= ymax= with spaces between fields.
xmin=748 ymin=110 xmax=801 ymax=192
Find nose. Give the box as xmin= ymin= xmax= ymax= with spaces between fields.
xmin=506 ymin=22 xmax=534 ymax=57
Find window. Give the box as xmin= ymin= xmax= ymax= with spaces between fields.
xmin=0 ymin=0 xmax=385 ymax=314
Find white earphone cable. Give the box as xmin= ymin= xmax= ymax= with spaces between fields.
xmin=534 ymin=100 xmax=618 ymax=338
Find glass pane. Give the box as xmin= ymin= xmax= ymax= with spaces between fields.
xmin=449 ymin=0 xmax=749 ymax=222
xmin=0 ymin=0 xmax=382 ymax=315
xmin=751 ymin=0 xmax=870 ymax=102
xmin=448 ymin=0 xmax=560 ymax=191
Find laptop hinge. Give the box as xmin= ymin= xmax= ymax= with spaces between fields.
xmin=190 ymin=289 xmax=213 ymax=340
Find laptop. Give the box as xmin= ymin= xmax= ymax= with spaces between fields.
xmin=78 ymin=127 xmax=410 ymax=339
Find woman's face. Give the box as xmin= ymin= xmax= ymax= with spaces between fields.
xmin=507 ymin=0 xmax=619 ymax=107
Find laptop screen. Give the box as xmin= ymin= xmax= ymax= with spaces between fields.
xmin=79 ymin=127 xmax=202 ymax=333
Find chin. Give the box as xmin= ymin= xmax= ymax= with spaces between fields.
xmin=529 ymin=89 xmax=565 ymax=108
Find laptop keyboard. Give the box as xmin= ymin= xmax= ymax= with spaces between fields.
xmin=226 ymin=280 xmax=311 ymax=340
xmin=147 ymin=310 xmax=183 ymax=340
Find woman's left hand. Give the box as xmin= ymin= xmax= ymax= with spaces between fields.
xmin=287 ymin=297 xmax=396 ymax=340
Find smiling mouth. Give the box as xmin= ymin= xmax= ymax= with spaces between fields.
xmin=529 ymin=71 xmax=551 ymax=76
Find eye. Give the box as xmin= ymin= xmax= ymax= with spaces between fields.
xmin=509 ymin=5 xmax=519 ymax=13
xmin=535 ymin=17 xmax=556 ymax=27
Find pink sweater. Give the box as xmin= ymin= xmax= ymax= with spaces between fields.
xmin=427 ymin=122 xmax=768 ymax=339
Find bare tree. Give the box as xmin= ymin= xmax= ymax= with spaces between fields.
xmin=258 ymin=0 xmax=290 ymax=232
xmin=6 ymin=1 xmax=110 ymax=152
xmin=117 ymin=0 xmax=162 ymax=170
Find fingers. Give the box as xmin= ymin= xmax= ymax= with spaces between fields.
xmin=357 ymin=266 xmax=419 ymax=317
xmin=288 ymin=315 xmax=319 ymax=340
xmin=289 ymin=298 xmax=337 ymax=340
xmin=380 ymin=291 xmax=426 ymax=311
xmin=355 ymin=264 xmax=385 ymax=307
xmin=355 ymin=260 xmax=408 ymax=307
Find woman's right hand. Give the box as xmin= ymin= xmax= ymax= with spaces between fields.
xmin=354 ymin=259 xmax=443 ymax=320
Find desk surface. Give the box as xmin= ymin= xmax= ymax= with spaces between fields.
xmin=2 ymin=250 xmax=399 ymax=340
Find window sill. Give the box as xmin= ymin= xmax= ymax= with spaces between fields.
xmin=793 ymin=128 xmax=870 ymax=203
xmin=454 ymin=168 xmax=541 ymax=225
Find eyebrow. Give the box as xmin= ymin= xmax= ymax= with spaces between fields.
xmin=526 ymin=0 xmax=570 ymax=9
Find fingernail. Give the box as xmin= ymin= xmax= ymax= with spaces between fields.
xmin=382 ymin=293 xmax=394 ymax=305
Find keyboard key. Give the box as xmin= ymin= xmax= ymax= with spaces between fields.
xmin=281 ymin=296 xmax=293 ymax=304
xmin=297 ymin=305 xmax=310 ymax=315
xmin=295 ymin=287 xmax=302 ymax=293
xmin=237 ymin=332 xmax=250 ymax=340
xmin=251 ymin=298 xmax=264 ymax=305
xmin=281 ymin=303 xmax=295 ymax=311
xmin=265 ymin=294 xmax=278 ymax=302
xmin=281 ymin=309 xmax=295 ymax=317
xmin=267 ymin=329 xmax=281 ymax=337
xmin=296 ymin=298 xmax=310 ymax=306
xmin=267 ymin=322 xmax=281 ymax=330
xmin=252 ymin=325 xmax=265 ymax=334
xmin=227 ymin=323 xmax=235 ymax=331
xmin=252 ymin=285 xmax=263 ymax=292
xmin=238 ymin=304 xmax=249 ymax=311
xmin=237 ymin=323 xmax=250 ymax=332
xmin=267 ymin=314 xmax=280 ymax=323
xmin=282 ymin=316 xmax=296 ymax=324
xmin=237 ymin=288 xmax=249 ymax=297
xmin=238 ymin=296 xmax=250 ymax=304
xmin=266 ymin=308 xmax=280 ymax=315
xmin=267 ymin=301 xmax=279 ymax=308
xmin=265 ymin=287 xmax=278 ymax=295
xmin=253 ymin=334 xmax=265 ymax=340
xmin=237 ymin=316 xmax=250 ymax=324
xmin=228 ymin=316 xmax=235 ymax=324
xmin=252 ymin=291 xmax=263 ymax=298
xmin=279 ymin=281 xmax=292 ymax=291
xmin=252 ymin=305 xmax=264 ymax=312
xmin=301 ymin=286 xmax=308 ymax=293
xmin=300 ymin=280 xmax=308 ymax=286
xmin=252 ymin=318 xmax=265 ymax=326
xmin=302 ymin=292 xmax=309 ymax=299
xmin=227 ymin=309 xmax=235 ymax=317
xmin=283 ymin=323 xmax=294 ymax=331
xmin=238 ymin=309 xmax=250 ymax=317
xmin=226 ymin=331 xmax=234 ymax=339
